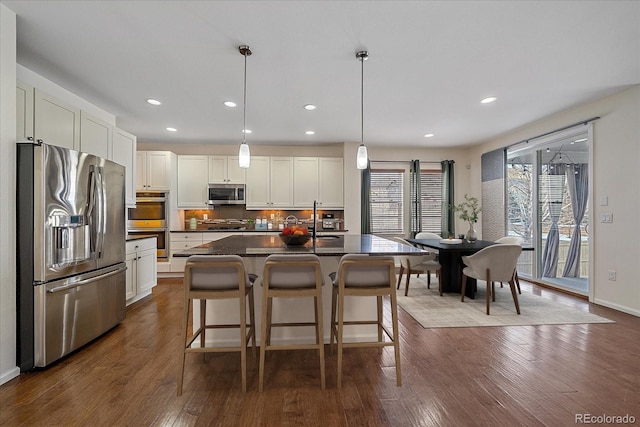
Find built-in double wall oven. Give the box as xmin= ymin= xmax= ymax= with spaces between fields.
xmin=127 ymin=192 xmax=169 ymax=259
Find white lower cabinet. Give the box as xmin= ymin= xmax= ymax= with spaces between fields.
xmin=170 ymin=232 xmax=234 ymax=273
xmin=125 ymin=237 xmax=157 ymax=305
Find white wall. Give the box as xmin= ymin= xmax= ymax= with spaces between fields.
xmin=468 ymin=85 xmax=640 ymax=316
xmin=0 ymin=3 xmax=19 ymax=385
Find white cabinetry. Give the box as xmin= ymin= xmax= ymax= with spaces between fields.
xmin=79 ymin=111 xmax=112 ymax=159
xmin=170 ymin=232 xmax=233 ymax=273
xmin=125 ymin=237 xmax=157 ymax=305
xmin=170 ymin=232 xmax=203 ymax=273
xmin=34 ymin=88 xmax=81 ymax=150
xmin=293 ymin=157 xmax=343 ymax=209
xmin=208 ymin=155 xmax=246 ymax=184
xmin=136 ymin=151 xmax=171 ymax=191
xmin=246 ymin=156 xmax=294 ymax=209
xmin=112 ymin=128 xmax=137 ymax=207
xmin=177 ymin=155 xmax=209 ymax=208
xmin=16 ymin=81 xmax=34 ymax=141
xmin=318 ymin=157 xmax=344 ymax=208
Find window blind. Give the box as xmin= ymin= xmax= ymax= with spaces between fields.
xmin=370 ymin=170 xmax=404 ymax=234
xmin=420 ymin=170 xmax=443 ymax=233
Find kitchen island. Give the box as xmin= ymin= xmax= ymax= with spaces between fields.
xmin=174 ymin=234 xmax=423 ymax=346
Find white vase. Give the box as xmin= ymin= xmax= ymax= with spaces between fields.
xmin=466 ymin=223 xmax=477 ymax=242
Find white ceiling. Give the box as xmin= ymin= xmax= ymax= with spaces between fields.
xmin=5 ymin=1 xmax=639 ymax=148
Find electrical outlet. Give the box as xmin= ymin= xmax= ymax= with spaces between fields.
xmin=607 ymin=270 xmax=616 ymax=281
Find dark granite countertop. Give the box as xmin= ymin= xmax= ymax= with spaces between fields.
xmin=173 ymin=234 xmax=424 ymax=257
xmin=126 ymin=234 xmax=157 ymax=242
xmin=171 ymin=229 xmax=349 ymax=233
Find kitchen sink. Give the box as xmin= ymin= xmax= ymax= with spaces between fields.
xmin=315 ymin=235 xmax=341 ymax=240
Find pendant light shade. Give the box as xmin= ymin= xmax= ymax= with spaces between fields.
xmin=238 ymin=142 xmax=251 ymax=168
xmin=356 ymin=144 xmax=368 ymax=169
xmin=238 ymin=45 xmax=252 ymax=168
xmin=356 ymin=50 xmax=369 ymax=170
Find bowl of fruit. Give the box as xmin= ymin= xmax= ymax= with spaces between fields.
xmin=279 ymin=226 xmax=312 ymax=246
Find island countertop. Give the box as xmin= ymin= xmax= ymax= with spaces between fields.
xmin=173 ymin=234 xmax=425 ymax=257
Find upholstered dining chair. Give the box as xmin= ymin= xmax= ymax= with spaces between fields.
xmin=460 ymin=244 xmax=523 ymax=315
xmin=495 ymin=236 xmax=524 ymax=294
xmin=258 ymin=254 xmax=325 ymax=391
xmin=393 ymin=237 xmax=441 ymax=296
xmin=177 ymin=255 xmax=256 ymax=395
xmin=329 ymin=254 xmax=401 ymax=389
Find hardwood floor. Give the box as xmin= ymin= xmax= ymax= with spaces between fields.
xmin=1 ymin=278 xmax=639 ymax=426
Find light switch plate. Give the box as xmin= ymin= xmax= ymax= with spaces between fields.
xmin=601 ymin=213 xmax=613 ymax=223
xmin=600 ymin=196 xmax=608 ymax=206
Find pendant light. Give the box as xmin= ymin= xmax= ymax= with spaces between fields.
xmin=238 ymin=45 xmax=252 ymax=168
xmin=356 ymin=51 xmax=369 ymax=169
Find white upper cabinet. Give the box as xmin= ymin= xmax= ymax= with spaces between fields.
xmin=34 ymin=88 xmax=80 ymax=150
xmin=208 ymin=155 xmax=246 ymax=184
xmin=318 ymin=157 xmax=344 ymax=208
xmin=137 ymin=151 xmax=171 ymax=191
xmin=177 ymin=155 xmax=209 ymax=208
xmin=245 ymin=156 xmax=294 ymax=209
xmin=294 ymin=157 xmax=343 ymax=209
xmin=294 ymin=157 xmax=319 ymax=208
xmin=112 ymin=128 xmax=137 ymax=207
xmin=269 ymin=157 xmax=295 ymax=208
xmin=79 ymin=111 xmax=112 ymax=159
xmin=245 ymin=156 xmax=270 ymax=208
xmin=16 ymin=81 xmax=34 ymax=142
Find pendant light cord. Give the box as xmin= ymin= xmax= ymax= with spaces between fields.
xmin=360 ymin=54 xmax=364 ymax=145
xmin=243 ymin=51 xmax=247 ymax=144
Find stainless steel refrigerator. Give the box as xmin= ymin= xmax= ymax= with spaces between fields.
xmin=17 ymin=141 xmax=127 ymax=370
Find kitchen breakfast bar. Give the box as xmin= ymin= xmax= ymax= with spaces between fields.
xmin=174 ymin=234 xmax=423 ymax=345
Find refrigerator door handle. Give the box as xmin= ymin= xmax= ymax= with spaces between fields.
xmin=46 ymin=265 xmax=127 ymax=293
xmin=87 ymin=166 xmax=97 ymax=257
xmin=96 ymin=166 xmax=106 ymax=258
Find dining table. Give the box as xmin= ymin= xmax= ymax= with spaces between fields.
xmin=406 ymin=238 xmax=497 ymax=299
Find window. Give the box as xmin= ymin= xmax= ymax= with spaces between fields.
xmin=420 ymin=169 xmax=442 ymax=233
xmin=370 ymin=170 xmax=403 ymax=234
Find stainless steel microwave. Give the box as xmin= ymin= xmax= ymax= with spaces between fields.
xmin=208 ymin=184 xmax=246 ymax=205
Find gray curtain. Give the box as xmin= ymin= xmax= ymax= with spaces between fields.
xmin=542 ymin=164 xmax=566 ymax=277
xmin=562 ymin=163 xmax=588 ymax=277
xmin=360 ymin=160 xmax=371 ymax=234
xmin=410 ymin=160 xmax=421 ymax=238
xmin=441 ymin=160 xmax=455 ymax=238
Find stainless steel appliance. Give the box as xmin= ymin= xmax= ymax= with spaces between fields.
xmin=17 ymin=141 xmax=127 ymax=371
xmin=208 ymin=183 xmax=245 ymax=205
xmin=322 ymin=213 xmax=336 ymax=229
xmin=128 ymin=192 xmax=169 ymax=259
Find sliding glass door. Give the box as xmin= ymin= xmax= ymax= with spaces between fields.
xmin=507 ymin=126 xmax=591 ymax=295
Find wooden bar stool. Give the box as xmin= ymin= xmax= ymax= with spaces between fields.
xmin=329 ymin=254 xmax=401 ymax=389
xmin=177 ymin=255 xmax=256 ymax=395
xmin=259 ymin=254 xmax=325 ymax=391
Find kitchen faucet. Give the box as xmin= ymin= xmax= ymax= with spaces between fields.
xmin=313 ymin=200 xmax=317 ymax=240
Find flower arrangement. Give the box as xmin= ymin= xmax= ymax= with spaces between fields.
xmin=452 ymin=194 xmax=481 ymax=224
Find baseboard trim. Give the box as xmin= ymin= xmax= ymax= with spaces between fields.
xmin=593 ymin=298 xmax=640 ymax=317
xmin=0 ymin=366 xmax=20 ymax=386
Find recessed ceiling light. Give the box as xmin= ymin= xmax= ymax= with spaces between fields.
xmin=480 ymin=97 xmax=497 ymax=104
xmin=224 ymin=101 xmax=237 ymax=107
xmin=303 ymin=104 xmax=316 ymax=111
xmin=305 ymin=131 xmax=315 ymax=135
xmin=166 ymin=127 xmax=177 ymax=132
xmin=243 ymin=129 xmax=252 ymax=134
xmin=146 ymin=99 xmax=162 ymax=105
xmin=424 ymin=133 xmax=434 ymax=138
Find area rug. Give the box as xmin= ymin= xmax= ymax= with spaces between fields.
xmin=396 ymin=278 xmax=614 ymax=328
